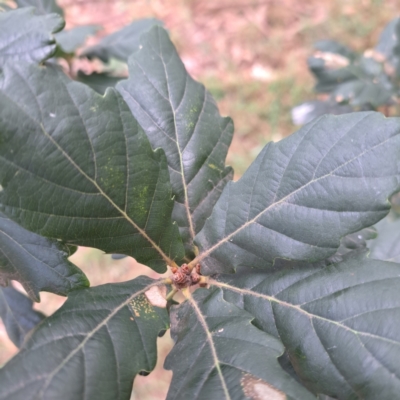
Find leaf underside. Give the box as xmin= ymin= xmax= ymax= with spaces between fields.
xmin=0 ymin=212 xmax=88 ymax=301
xmin=165 ymin=288 xmax=315 ymax=400
xmin=0 ymin=62 xmax=184 ymax=271
xmin=214 ymin=251 xmax=400 ymax=399
xmin=0 ymin=276 xmax=168 ymax=400
xmin=117 ymin=26 xmax=233 ymax=256
xmin=0 ymin=7 xmax=64 ymax=64
xmin=0 ymin=286 xmax=45 ymax=347
xmin=195 ymin=112 xmax=400 ymax=274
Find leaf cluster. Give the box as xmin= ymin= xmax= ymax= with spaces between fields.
xmin=0 ymin=3 xmax=400 ymax=400
xmin=292 ymin=17 xmax=400 ymax=125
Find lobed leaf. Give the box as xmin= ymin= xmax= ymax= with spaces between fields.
xmin=0 ymin=276 xmax=168 ymax=400
xmin=0 ymin=62 xmax=184 ymax=272
xmin=0 ymin=286 xmax=45 ymax=347
xmin=0 ymin=7 xmax=64 ymax=64
xmin=194 ymin=112 xmax=400 ymax=274
xmin=81 ymin=18 xmax=163 ymax=63
xmin=0 ymin=212 xmax=88 ymax=301
xmin=165 ymin=288 xmax=315 ymax=400
xmin=213 ymin=252 xmax=400 ymax=399
xmin=117 ymin=26 xmax=234 ymax=256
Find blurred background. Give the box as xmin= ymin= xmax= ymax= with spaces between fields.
xmin=1 ymin=0 xmax=399 ymax=398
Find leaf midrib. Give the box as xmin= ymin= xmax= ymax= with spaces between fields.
xmin=38 ymin=124 xmax=174 ymax=266
xmin=154 ymin=29 xmax=196 ymax=242
xmin=211 ymin=280 xmax=400 ymax=347
xmin=185 ymin=291 xmax=231 ymax=400
xmin=0 ymin=77 xmax=176 ymax=267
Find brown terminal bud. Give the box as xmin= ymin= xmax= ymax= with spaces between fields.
xmin=180 ymin=263 xmax=191 ymax=275
xmin=172 ymin=270 xmax=190 ymax=288
xmin=195 ymin=263 xmax=201 ymax=275
xmin=170 ymin=266 xmax=178 ymax=274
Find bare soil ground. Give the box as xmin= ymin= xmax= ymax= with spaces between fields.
xmin=1 ymin=0 xmax=400 ymax=398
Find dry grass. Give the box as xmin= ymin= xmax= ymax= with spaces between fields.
xmin=1 ymin=0 xmax=400 ymax=398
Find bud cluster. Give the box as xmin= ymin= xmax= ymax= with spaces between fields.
xmin=171 ymin=263 xmax=205 ymax=289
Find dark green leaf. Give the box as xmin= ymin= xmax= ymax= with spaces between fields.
xmin=309 ymin=44 xmax=395 ymax=108
xmin=76 ymin=71 xmax=123 ymax=95
xmin=333 ymin=82 xmax=391 ymax=108
xmin=81 ymin=18 xmax=163 ymax=63
xmin=213 ymin=252 xmax=400 ymax=399
xmin=0 ymin=276 xmax=168 ymax=399
xmin=238 ymin=226 xmax=377 ymax=281
xmin=0 ymin=7 xmax=64 ymax=64
xmin=375 ymin=17 xmax=400 ymax=78
xmin=0 ymin=212 xmax=88 ymax=301
xmin=0 ymin=62 xmax=184 ymax=272
xmin=117 ymin=26 xmax=233 ymax=257
xmin=55 ymin=25 xmax=100 ymax=54
xmin=328 ymin=55 xmax=394 ymax=108
xmin=194 ymin=112 xmax=400 ymax=274
xmin=165 ymin=287 xmax=315 ymax=400
xmin=267 ymin=226 xmax=378 ymax=271
xmin=291 ymin=100 xmax=354 ymax=125
xmin=368 ymin=217 xmax=400 ymax=262
xmin=15 ymin=0 xmax=63 ymax=16
xmin=308 ymin=54 xmax=357 ymax=93
xmin=0 ymin=286 xmax=45 ymax=347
